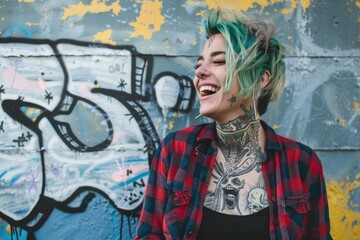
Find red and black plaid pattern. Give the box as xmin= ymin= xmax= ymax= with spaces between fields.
xmin=136 ymin=121 xmax=332 ymax=240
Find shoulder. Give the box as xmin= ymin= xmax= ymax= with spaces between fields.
xmin=275 ymin=133 xmax=324 ymax=178
xmin=278 ymin=134 xmax=315 ymax=156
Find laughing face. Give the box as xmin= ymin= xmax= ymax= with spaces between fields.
xmin=194 ymin=33 xmax=251 ymax=123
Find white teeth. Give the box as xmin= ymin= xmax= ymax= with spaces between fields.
xmin=199 ymin=85 xmax=218 ymax=93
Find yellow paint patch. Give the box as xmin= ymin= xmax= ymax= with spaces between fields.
xmin=189 ymin=0 xmax=279 ymax=11
xmin=0 ymin=218 xmax=10 ymax=233
xmin=171 ymin=112 xmax=179 ymax=118
xmin=187 ymin=0 xmax=311 ymax=14
xmin=282 ymin=0 xmax=312 ymax=14
xmin=129 ymin=0 xmax=165 ymax=40
xmin=62 ymin=0 xmax=121 ymax=21
xmin=338 ymin=118 xmax=346 ymax=127
xmin=168 ymin=120 xmax=174 ymax=130
xmin=94 ymin=29 xmax=116 ymax=45
xmin=17 ymin=0 xmax=36 ymax=2
xmin=354 ymin=99 xmax=359 ymax=111
xmin=327 ymin=175 xmax=360 ymax=239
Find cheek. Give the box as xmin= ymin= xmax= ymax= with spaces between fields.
xmin=217 ymin=69 xmax=227 ymax=84
xmin=193 ymin=77 xmax=198 ymax=86
xmin=193 ymin=77 xmax=200 ymax=92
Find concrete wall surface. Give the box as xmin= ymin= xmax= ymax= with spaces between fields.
xmin=0 ymin=0 xmax=359 ymax=239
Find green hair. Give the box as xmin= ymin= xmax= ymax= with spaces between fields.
xmin=205 ymin=7 xmax=286 ymax=115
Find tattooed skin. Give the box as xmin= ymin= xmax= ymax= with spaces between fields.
xmin=208 ymin=35 xmax=215 ymax=48
xmin=204 ymin=104 xmax=269 ymax=215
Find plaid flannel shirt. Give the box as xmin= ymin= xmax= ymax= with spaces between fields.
xmin=136 ymin=121 xmax=332 ymax=240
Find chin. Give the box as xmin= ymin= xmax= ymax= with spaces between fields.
xmin=199 ymin=108 xmax=217 ymax=121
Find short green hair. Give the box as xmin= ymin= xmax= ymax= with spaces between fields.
xmin=205 ymin=7 xmax=286 ymax=115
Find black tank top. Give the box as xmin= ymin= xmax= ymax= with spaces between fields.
xmin=197 ymin=206 xmax=270 ymax=239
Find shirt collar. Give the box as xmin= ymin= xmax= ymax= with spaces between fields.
xmin=195 ymin=120 xmax=283 ymax=152
xmin=195 ymin=122 xmax=217 ymax=144
xmin=260 ymin=120 xmax=283 ymax=152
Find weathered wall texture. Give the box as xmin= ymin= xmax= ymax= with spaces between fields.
xmin=0 ymin=0 xmax=358 ymax=239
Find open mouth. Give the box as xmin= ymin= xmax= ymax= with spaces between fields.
xmin=199 ymin=85 xmax=219 ymax=96
xmin=223 ymin=187 xmax=239 ymax=209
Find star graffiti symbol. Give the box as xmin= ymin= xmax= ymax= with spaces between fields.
xmin=44 ymin=90 xmax=53 ymax=104
xmin=117 ymin=78 xmax=127 ymax=91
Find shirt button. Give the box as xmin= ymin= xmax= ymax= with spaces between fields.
xmin=187 ymin=230 xmax=193 ymax=236
xmin=173 ymin=197 xmax=178 ymax=202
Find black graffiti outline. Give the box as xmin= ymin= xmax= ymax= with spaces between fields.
xmin=0 ymin=37 xmax=159 ymax=240
xmin=0 ymin=36 xmax=197 ymax=240
xmin=153 ymin=71 xmax=196 ymax=113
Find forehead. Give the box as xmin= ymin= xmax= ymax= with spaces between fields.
xmin=201 ymin=33 xmax=226 ymax=54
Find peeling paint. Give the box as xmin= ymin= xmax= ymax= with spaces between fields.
xmin=93 ymin=29 xmax=116 ymax=45
xmin=17 ymin=0 xmax=36 ymax=2
xmin=188 ymin=0 xmax=279 ymax=11
xmin=354 ymin=99 xmax=359 ymax=111
xmin=187 ymin=0 xmax=310 ymax=14
xmin=129 ymin=0 xmax=165 ymax=40
xmin=62 ymin=0 xmax=121 ymax=21
xmin=327 ymin=175 xmax=360 ymax=239
xmin=282 ymin=0 xmax=311 ymax=14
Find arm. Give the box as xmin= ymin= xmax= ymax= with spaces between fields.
xmin=306 ymin=151 xmax=332 ymax=240
xmin=135 ymin=142 xmax=169 ymax=239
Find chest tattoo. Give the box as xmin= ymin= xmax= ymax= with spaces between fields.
xmin=204 ymin=104 xmax=269 ymax=215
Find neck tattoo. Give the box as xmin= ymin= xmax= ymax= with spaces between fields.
xmin=204 ymin=104 xmax=268 ymax=215
xmin=216 ymin=104 xmax=265 ymax=170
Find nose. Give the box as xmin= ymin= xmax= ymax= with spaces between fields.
xmin=195 ymin=66 xmax=207 ymax=80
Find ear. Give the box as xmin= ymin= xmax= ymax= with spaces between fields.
xmin=261 ymin=70 xmax=271 ymax=89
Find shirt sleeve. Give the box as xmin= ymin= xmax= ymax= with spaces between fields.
xmin=135 ymin=139 xmax=169 ymax=239
xmin=306 ymin=151 xmax=332 ymax=240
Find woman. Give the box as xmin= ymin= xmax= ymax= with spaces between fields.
xmin=136 ymin=7 xmax=332 ymax=240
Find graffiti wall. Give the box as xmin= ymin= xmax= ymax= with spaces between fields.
xmin=0 ymin=0 xmax=359 ymax=239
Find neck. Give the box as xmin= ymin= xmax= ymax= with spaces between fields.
xmin=216 ymin=104 xmax=260 ymax=140
xmin=215 ymin=104 xmax=264 ymax=163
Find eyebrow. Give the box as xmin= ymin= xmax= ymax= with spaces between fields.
xmin=197 ymin=51 xmax=226 ymax=61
